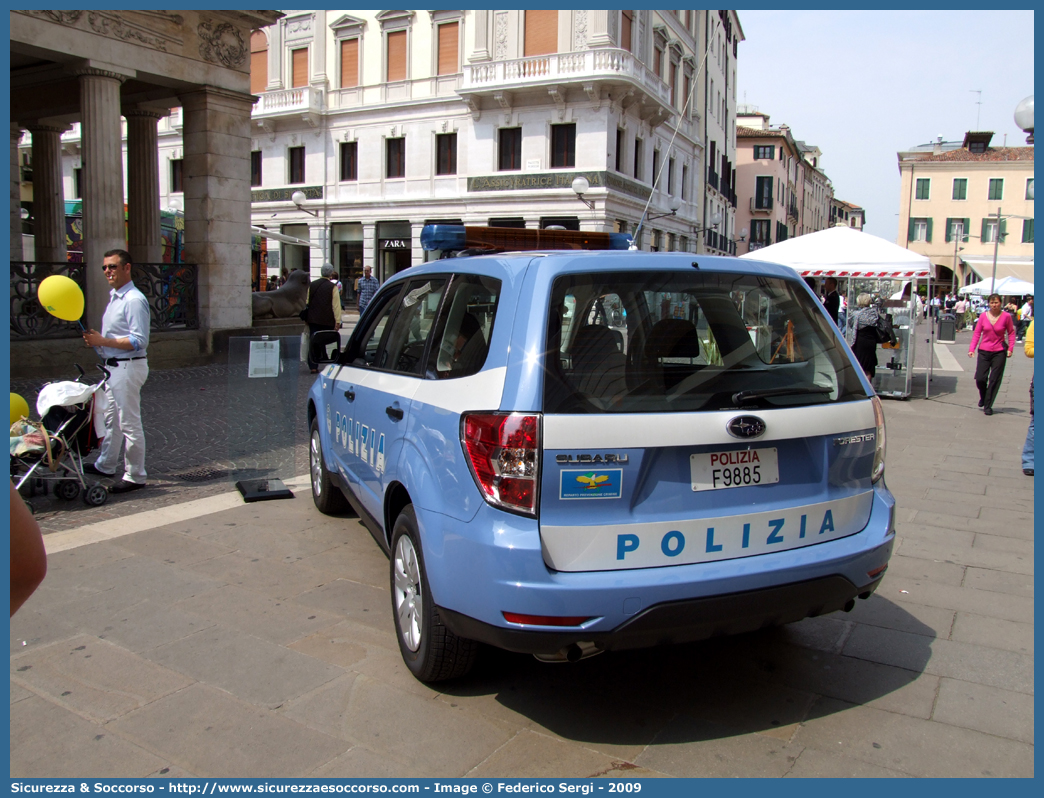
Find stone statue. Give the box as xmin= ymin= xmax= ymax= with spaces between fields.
xmin=251 ymin=269 xmax=310 ymax=319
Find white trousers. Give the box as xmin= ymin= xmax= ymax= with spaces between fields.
xmin=95 ymin=359 xmax=149 ymax=483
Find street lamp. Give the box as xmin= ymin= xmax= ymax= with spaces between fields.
xmin=291 ymin=190 xmax=318 ymax=217
xmin=1015 ymin=95 xmax=1034 ymax=144
xmin=646 ymin=196 xmax=683 ymax=222
xmin=692 ymin=209 xmax=723 ymax=236
xmin=571 ymin=176 xmax=595 ymax=210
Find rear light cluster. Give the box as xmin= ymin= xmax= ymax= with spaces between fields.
xmin=870 ymin=396 xmax=887 ymax=483
xmin=461 ymin=413 xmax=540 ymax=515
xmin=502 ymin=612 xmax=591 ymax=627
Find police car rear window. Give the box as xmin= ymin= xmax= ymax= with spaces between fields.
xmin=543 ymin=271 xmax=867 ymax=413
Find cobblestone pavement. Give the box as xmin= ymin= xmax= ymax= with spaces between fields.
xmin=11 ymin=361 xmax=315 ymax=533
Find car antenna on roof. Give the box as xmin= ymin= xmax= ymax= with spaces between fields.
xmin=631 ymin=49 xmax=711 ymax=251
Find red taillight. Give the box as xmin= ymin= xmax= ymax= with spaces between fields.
xmin=502 ymin=612 xmax=591 ymax=627
xmin=867 ymin=564 xmax=888 ymax=579
xmin=462 ymin=412 xmax=540 ymax=515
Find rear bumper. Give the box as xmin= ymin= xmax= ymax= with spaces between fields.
xmin=438 ymin=573 xmax=883 ymax=655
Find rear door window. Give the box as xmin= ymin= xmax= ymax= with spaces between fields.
xmin=544 ymin=271 xmax=867 ymax=413
xmin=427 ymin=275 xmax=502 ymax=379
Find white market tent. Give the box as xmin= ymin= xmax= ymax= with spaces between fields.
xmin=959 ymin=275 xmax=1034 ymax=296
xmin=739 ymin=225 xmax=932 ymax=278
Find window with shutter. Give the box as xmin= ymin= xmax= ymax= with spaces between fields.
xmin=952 ymin=178 xmax=967 ymax=200
xmin=988 ymin=178 xmax=1004 ymax=200
xmin=925 ymin=218 xmax=933 ymax=243
xmin=621 ymin=11 xmax=633 ymax=53
xmin=524 ymin=11 xmax=557 ymax=57
xmin=387 ymin=30 xmax=407 ymax=82
xmin=436 ymin=133 xmax=457 ymax=175
xmin=437 ymin=22 xmax=459 ymax=76
xmin=340 ymin=39 xmax=359 ymax=88
xmin=291 ymin=48 xmax=308 ymax=88
xmin=1027 ymin=178 xmax=1035 ymax=200
xmin=250 ymin=32 xmax=268 ymax=94
xmin=386 ymin=138 xmax=405 ymax=178
xmin=340 ymin=142 xmax=357 ymax=181
xmin=498 ymin=128 xmax=521 ymax=171
xmin=551 ymin=124 xmax=576 ymax=169
xmin=1023 ymin=219 xmax=1034 ymax=244
xmin=289 ymin=147 xmax=305 ymax=184
xmin=963 ymin=218 xmax=970 ymax=242
xmin=915 ymin=178 xmax=930 ymax=200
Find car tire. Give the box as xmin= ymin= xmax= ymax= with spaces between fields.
xmin=390 ymin=505 xmax=478 ymax=682
xmin=309 ymin=418 xmax=349 ymax=514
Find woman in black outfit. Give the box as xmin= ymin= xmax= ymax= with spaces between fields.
xmin=851 ymin=293 xmax=881 ymax=379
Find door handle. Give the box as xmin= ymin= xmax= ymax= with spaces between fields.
xmin=344 ymin=389 xmax=355 ymax=402
xmin=386 ymin=405 xmax=404 ymax=421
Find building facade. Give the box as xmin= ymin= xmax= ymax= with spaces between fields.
xmin=21 ymin=10 xmax=747 ymax=297
xmin=830 ymin=199 xmax=865 ymax=230
xmin=897 ymin=131 xmax=1034 ymax=288
xmin=734 ymin=109 xmax=835 ymax=255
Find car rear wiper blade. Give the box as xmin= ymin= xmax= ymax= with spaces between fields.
xmin=731 ymin=386 xmax=833 ymax=405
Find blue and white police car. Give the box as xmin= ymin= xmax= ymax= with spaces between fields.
xmin=306 ymin=225 xmax=894 ymax=682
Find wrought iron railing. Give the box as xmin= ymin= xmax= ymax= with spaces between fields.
xmin=10 ymin=261 xmax=198 ymax=340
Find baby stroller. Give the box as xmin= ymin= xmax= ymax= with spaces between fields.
xmin=11 ymin=364 xmax=111 ymax=509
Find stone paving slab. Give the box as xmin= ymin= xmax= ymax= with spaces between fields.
xmin=932 ymin=677 xmax=1035 ymax=744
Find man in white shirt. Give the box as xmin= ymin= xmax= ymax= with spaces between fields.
xmin=82 ymin=249 xmax=151 ymax=494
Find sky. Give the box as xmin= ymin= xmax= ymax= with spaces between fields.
xmin=735 ymin=9 xmax=1034 ymax=243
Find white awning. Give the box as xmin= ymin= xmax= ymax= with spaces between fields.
xmin=960 ymin=256 xmax=1034 ymax=284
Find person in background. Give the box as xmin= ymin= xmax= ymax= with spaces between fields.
xmin=10 ymin=481 xmax=46 ymax=615
xmin=968 ymin=293 xmax=1016 ymax=416
xmin=954 ymin=295 xmax=969 ymax=330
xmin=82 ymin=249 xmax=150 ymax=494
xmin=357 ymin=265 xmax=380 ymax=317
xmin=304 ymin=263 xmax=341 ymax=374
xmin=1022 ymin=319 xmax=1034 ymax=477
xmin=851 ymin=293 xmax=881 ymax=379
xmin=822 ymin=277 xmax=840 ymax=326
xmin=1018 ymin=296 xmax=1033 ymax=342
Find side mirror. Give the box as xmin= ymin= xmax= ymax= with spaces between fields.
xmin=310 ymin=330 xmax=341 ymax=365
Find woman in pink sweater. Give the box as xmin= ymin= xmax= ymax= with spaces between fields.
xmin=968 ymin=293 xmax=1016 ymax=415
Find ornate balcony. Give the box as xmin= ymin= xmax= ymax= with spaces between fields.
xmin=252 ymin=86 xmax=324 ymax=131
xmin=460 ymin=49 xmax=673 ymax=125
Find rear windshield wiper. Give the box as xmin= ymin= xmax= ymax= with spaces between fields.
xmin=732 ymin=386 xmax=833 ymax=405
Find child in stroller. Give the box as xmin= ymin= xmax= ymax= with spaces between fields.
xmin=11 ymin=364 xmax=112 ymax=510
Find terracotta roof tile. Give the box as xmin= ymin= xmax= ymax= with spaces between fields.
xmin=737 ymin=126 xmax=785 ymax=138
xmin=910 ymin=147 xmax=1033 ymax=163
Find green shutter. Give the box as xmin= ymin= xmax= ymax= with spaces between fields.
xmin=908 ymin=217 xmax=916 ymax=241
xmin=963 ymin=218 xmax=971 ymax=242
xmin=1000 ymin=218 xmax=1007 ymax=242
xmin=981 ymin=218 xmax=989 ymax=241
xmin=944 ymin=218 xmax=953 ymax=243
xmin=925 ymin=218 xmax=932 ymax=243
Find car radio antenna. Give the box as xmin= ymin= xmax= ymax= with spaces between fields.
xmin=632 ymin=48 xmax=710 ymax=250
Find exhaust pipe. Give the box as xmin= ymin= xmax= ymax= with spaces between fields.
xmin=533 ymin=641 xmax=603 ymax=663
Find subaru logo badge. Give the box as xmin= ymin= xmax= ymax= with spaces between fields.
xmin=727 ymin=416 xmax=766 ymax=439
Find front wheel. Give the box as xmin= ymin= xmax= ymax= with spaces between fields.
xmin=309 ymin=418 xmax=349 ymax=514
xmin=83 ymin=484 xmax=108 ymax=506
xmin=391 ymin=506 xmax=478 ymax=682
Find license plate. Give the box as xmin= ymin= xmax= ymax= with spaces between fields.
xmin=690 ymin=448 xmax=779 ymax=491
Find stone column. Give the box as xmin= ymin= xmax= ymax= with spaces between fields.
xmin=27 ymin=123 xmax=69 ymax=265
xmin=11 ymin=122 xmax=23 ymax=261
xmin=124 ymin=108 xmax=164 ymax=265
xmin=76 ymin=66 xmax=129 ymax=328
xmin=309 ymin=223 xmax=327 ymax=280
xmin=266 ymin=23 xmax=284 ymax=91
xmin=470 ymin=10 xmax=490 ymax=62
xmin=362 ymin=222 xmax=377 ymax=280
xmin=180 ymin=85 xmax=256 ymax=337
xmin=411 ymin=221 xmax=425 ymax=267
xmin=587 ymin=11 xmax=612 ymax=47
xmin=311 ymin=11 xmax=327 ymax=88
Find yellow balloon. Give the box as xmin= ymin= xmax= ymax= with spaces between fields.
xmin=11 ymin=393 xmax=30 ymax=425
xmin=38 ymin=274 xmax=85 ymax=322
